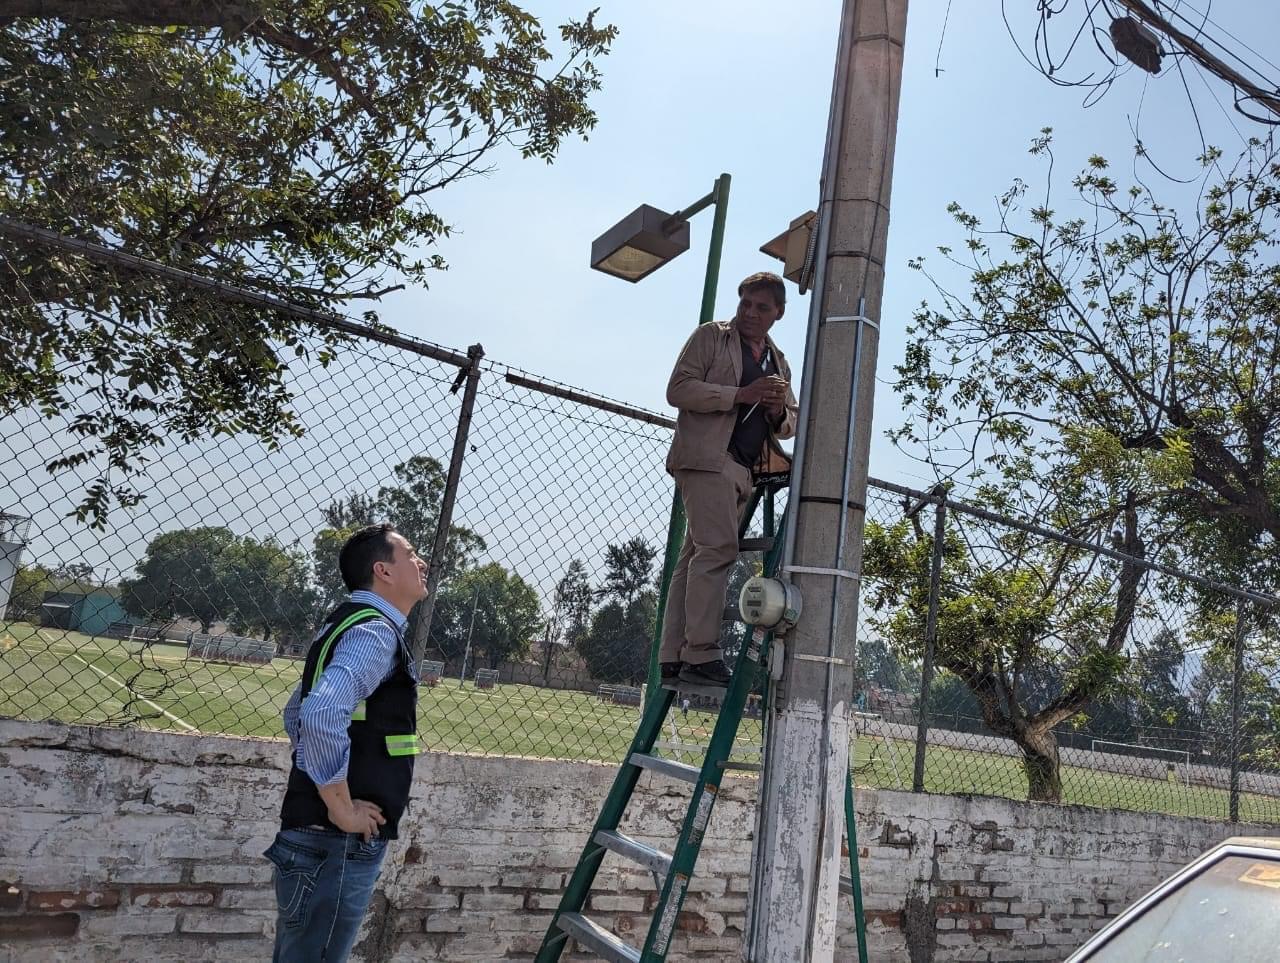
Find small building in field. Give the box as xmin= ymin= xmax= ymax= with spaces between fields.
xmin=39 ymin=584 xmax=139 ymax=637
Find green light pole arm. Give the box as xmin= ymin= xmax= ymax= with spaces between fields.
xmin=698 ymin=174 xmax=731 ymax=325
xmin=646 ymin=173 xmax=731 ymax=700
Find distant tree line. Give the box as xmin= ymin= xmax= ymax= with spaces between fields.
xmin=11 ymin=454 xmax=679 ymax=692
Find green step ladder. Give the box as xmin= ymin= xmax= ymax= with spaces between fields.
xmin=535 ymin=489 xmax=870 ymax=962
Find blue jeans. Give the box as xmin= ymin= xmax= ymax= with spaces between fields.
xmin=265 ymin=827 xmax=389 ymax=962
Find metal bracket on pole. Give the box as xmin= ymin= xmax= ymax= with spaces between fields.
xmin=449 ymin=362 xmax=471 ymax=394
xmin=769 ymin=641 xmax=786 ymax=681
xmin=905 ymin=481 xmax=947 ymax=520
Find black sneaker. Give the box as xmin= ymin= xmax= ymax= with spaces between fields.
xmin=660 ymin=661 xmax=682 ymax=689
xmin=678 ymin=659 xmax=733 ymax=688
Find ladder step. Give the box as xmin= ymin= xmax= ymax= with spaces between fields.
xmin=654 ymin=740 xmax=760 ymax=757
xmin=630 ymin=752 xmax=699 ymax=784
xmin=537 ymin=505 xmax=795 ymax=963
xmin=663 ymin=681 xmax=728 ymax=700
xmin=557 ymin=912 xmax=641 ymax=963
xmin=594 ymin=830 xmax=672 ymax=879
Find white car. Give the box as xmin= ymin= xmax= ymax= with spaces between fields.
xmin=1067 ymin=836 xmax=1280 ymax=961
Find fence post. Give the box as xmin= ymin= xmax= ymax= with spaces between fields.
xmin=1229 ymin=598 xmax=1246 ymax=822
xmin=911 ymin=489 xmax=946 ymax=793
xmin=411 ymin=343 xmax=484 ymax=662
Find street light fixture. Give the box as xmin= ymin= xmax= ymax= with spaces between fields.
xmin=590 ymin=173 xmax=732 ymax=700
xmin=590 ymin=204 xmax=691 ymax=282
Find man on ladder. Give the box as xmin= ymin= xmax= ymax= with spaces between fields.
xmin=535 ymin=272 xmax=876 ymax=963
xmin=659 ymin=271 xmax=798 ymax=690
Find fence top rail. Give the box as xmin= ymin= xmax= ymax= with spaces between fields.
xmin=501 ymin=369 xmax=676 ymax=430
xmin=10 ymin=212 xmax=1274 ymax=609
xmin=868 ymin=475 xmax=1280 ymax=610
xmin=0 ymin=214 xmax=472 ymax=369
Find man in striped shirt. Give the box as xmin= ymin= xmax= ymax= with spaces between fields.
xmin=266 ymin=523 xmax=427 ymax=962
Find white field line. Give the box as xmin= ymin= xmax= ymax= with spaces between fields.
xmin=66 ymin=650 xmax=197 ymax=732
xmin=52 ymin=661 xmax=134 ymax=724
xmin=38 ymin=636 xmax=189 ymax=663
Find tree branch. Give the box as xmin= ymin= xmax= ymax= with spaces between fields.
xmin=0 ymin=0 xmax=265 ymax=29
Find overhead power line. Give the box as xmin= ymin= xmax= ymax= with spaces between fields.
xmin=1112 ymin=0 xmax=1280 ymax=121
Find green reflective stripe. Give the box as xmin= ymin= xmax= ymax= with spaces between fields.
xmin=310 ymin=608 xmax=382 ymax=690
xmin=385 ymin=734 xmax=419 ymax=757
xmin=351 ymin=700 xmax=367 ymax=722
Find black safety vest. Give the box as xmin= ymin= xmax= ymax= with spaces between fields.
xmin=279 ymin=601 xmax=419 ymax=840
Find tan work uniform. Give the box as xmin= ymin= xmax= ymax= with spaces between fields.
xmin=659 ymin=320 xmax=799 ymax=667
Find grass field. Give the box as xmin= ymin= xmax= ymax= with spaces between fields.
xmin=2 ymin=620 xmax=1277 ymax=824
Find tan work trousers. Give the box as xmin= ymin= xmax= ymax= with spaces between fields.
xmin=658 ymin=459 xmax=752 ymax=666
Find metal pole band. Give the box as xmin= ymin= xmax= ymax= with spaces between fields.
xmin=783 ymin=565 xmax=861 ymax=582
xmin=793 ymin=653 xmax=852 ymax=667
xmin=797 ymin=494 xmax=865 ymax=512
xmin=822 ymin=314 xmax=880 ymax=328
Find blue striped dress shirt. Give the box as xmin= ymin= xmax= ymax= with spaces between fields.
xmin=283 ymin=589 xmax=413 ymax=786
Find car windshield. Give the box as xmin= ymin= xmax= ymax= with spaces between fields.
xmin=1083 ymin=853 xmax=1280 ymax=961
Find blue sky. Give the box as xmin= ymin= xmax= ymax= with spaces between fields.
xmin=373 ymin=0 xmax=1280 ymax=493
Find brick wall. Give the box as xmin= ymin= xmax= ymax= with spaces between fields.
xmin=1 ymin=718 xmax=1272 ymax=961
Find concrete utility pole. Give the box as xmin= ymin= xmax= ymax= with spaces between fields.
xmin=745 ymin=1 xmax=908 ymax=959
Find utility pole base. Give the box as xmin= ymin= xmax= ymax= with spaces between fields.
xmin=748 ymin=706 xmax=851 ymax=961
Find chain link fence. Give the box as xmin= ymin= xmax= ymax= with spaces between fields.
xmin=854 ymin=479 xmax=1280 ymax=824
xmin=0 ymin=216 xmax=683 ymax=762
xmin=4 ymin=217 xmax=1280 ymax=824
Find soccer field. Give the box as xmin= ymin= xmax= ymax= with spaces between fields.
xmin=1 ymin=620 xmax=1276 ymax=823
xmin=0 ymin=620 xmax=298 ymax=735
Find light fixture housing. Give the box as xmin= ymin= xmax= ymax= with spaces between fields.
xmin=590 ymin=205 xmax=691 ymax=282
xmin=760 ymin=210 xmax=817 ymax=286
xmin=1110 ymin=16 xmax=1162 ymax=74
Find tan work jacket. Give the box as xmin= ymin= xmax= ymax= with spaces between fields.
xmin=664 ymin=319 xmax=799 ymax=476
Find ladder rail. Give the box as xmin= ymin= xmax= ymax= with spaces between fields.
xmin=845 ymin=762 xmax=869 ymax=963
xmin=640 ymin=516 xmax=785 ymax=961
xmin=535 ymin=486 xmax=867 ymax=963
xmin=640 ymin=623 xmax=773 ymax=960
xmin=533 ymin=687 xmax=675 ymax=962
